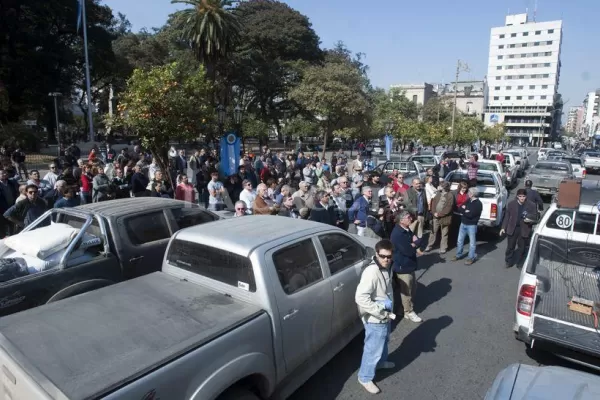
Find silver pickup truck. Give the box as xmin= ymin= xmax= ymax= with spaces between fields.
xmin=527 ymin=161 xmax=574 ymax=199
xmin=583 ymin=151 xmax=600 ymax=174
xmin=0 ymin=216 xmax=377 ymax=400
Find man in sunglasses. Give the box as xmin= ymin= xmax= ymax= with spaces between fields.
xmin=355 ymin=239 xmax=395 ymax=394
xmin=4 ymin=184 xmax=48 ymax=230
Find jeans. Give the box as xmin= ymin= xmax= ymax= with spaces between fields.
xmin=357 ymin=226 xmax=366 ymax=236
xmin=358 ymin=322 xmax=391 ymax=383
xmin=456 ymin=223 xmax=478 ymax=260
xmin=80 ymin=191 xmax=91 ymax=205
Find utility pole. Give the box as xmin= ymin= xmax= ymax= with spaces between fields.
xmin=450 ymin=59 xmax=469 ymax=141
xmin=48 ymin=92 xmax=62 ymax=156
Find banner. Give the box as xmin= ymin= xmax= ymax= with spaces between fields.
xmin=219 ymin=132 xmax=241 ymax=177
xmin=76 ymin=0 xmax=83 ymax=33
xmin=384 ymin=134 xmax=392 ymax=161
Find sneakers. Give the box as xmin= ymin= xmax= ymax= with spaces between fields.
xmin=404 ymin=311 xmax=423 ymax=323
xmin=376 ymin=361 xmax=395 ymax=370
xmin=451 ymin=255 xmax=462 ymax=261
xmin=464 ymin=258 xmax=476 ymax=265
xmin=424 ymin=246 xmax=432 ymax=252
xmin=359 ymin=380 xmax=381 ymax=394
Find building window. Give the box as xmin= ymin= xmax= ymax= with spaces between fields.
xmin=499 ymin=45 xmax=504 ymax=49
xmin=545 ymin=52 xmax=552 ymax=56
xmin=542 ymin=85 xmax=548 ymax=89
xmin=505 ymin=96 xmax=511 ymax=100
xmin=523 ymin=32 xmax=529 ymax=36
xmin=548 ymin=29 xmax=554 ymax=34
xmin=533 ymin=53 xmax=539 ymax=57
xmin=494 ymin=86 xmax=500 ymax=90
xmin=496 ymin=66 xmax=502 ymax=70
xmin=531 ymin=63 xmax=538 ymax=68
xmin=544 ymin=63 xmax=551 ymax=67
xmin=535 ymin=30 xmax=541 ymax=35
xmin=509 ymin=54 xmax=515 ymax=58
xmin=509 ymin=44 xmax=516 ymax=48
xmin=495 ymin=77 xmax=501 ymax=80
xmin=529 ymin=85 xmax=535 ymax=89
xmin=499 ymin=34 xmax=505 ymax=38
xmin=511 ymin=33 xmax=517 ymax=37
xmin=498 ymin=55 xmax=503 ymax=60
xmin=506 ymin=86 xmax=512 ymax=90
xmin=528 ymin=96 xmax=534 ymax=100
xmin=520 ymin=64 xmax=526 ymax=68
xmin=412 ymin=95 xmax=418 ymax=103
xmin=534 ymin=42 xmax=540 ymax=46
xmin=547 ymin=41 xmax=553 ymax=45
xmin=541 ymin=95 xmax=547 ymax=100
xmin=518 ymin=75 xmax=524 ymax=79
xmin=493 ymin=96 xmax=499 ymax=100
xmin=521 ymin=43 xmax=528 ymax=47
xmin=543 ymin=74 xmax=549 ymax=78
xmin=507 ymin=65 xmax=513 ymax=69
xmin=517 ymin=85 xmax=524 ymax=90
xmin=517 ymin=96 xmax=523 ymax=100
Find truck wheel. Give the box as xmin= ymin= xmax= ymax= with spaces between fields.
xmin=218 ymin=387 xmax=260 ymax=400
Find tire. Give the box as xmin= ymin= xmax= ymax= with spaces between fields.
xmin=218 ymin=387 xmax=261 ymax=400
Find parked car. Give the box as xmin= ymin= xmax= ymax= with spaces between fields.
xmin=446 ymin=170 xmax=508 ymax=232
xmin=477 ymin=159 xmax=508 ymax=187
xmin=546 ymin=155 xmax=587 ymax=179
xmin=0 ymin=198 xmax=224 ymax=317
xmin=407 ymin=154 xmax=441 ymax=170
xmin=486 ymin=363 xmax=600 ymax=399
xmin=537 ymin=148 xmax=554 ymax=160
xmin=514 ymin=180 xmax=600 ymax=370
xmin=582 ymin=151 xmax=600 ymax=174
xmin=0 ymin=217 xmax=378 ymax=400
xmin=504 ymin=148 xmax=529 ymax=173
xmin=526 ymin=161 xmax=574 ymax=199
xmin=375 ymin=160 xmax=426 ymax=184
xmin=490 ymin=152 xmax=520 ymax=188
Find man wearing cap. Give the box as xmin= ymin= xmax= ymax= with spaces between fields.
xmin=500 ymin=188 xmax=537 ymax=268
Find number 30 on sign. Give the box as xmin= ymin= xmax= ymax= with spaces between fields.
xmin=555 ymin=214 xmax=573 ymax=229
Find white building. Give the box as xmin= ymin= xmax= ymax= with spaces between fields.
xmin=436 ymin=80 xmax=488 ymax=119
xmin=389 ymin=83 xmax=436 ymax=106
xmin=565 ymin=105 xmax=584 ymax=136
xmin=483 ymin=13 xmax=563 ymax=146
xmin=583 ymin=90 xmax=600 ymax=137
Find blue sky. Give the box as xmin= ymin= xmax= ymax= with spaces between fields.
xmin=103 ymin=0 xmax=600 ymax=110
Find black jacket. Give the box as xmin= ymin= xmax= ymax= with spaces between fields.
xmin=525 ymin=188 xmax=543 ymax=211
xmin=309 ymin=202 xmax=336 ymax=226
xmin=390 ymin=225 xmax=418 ymax=273
xmin=131 ymin=172 xmax=149 ymax=194
xmin=459 ymin=198 xmax=482 ymax=225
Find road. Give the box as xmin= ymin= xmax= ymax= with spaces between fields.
xmin=290 ymin=150 xmax=599 ymax=400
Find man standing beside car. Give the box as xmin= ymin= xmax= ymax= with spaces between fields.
xmin=500 ymin=189 xmax=537 ymax=268
xmin=355 ymin=239 xmax=396 ymax=395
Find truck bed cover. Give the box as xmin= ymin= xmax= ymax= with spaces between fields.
xmin=0 ymin=272 xmax=263 ymax=400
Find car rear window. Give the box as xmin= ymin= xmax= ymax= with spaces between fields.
xmin=166 ymin=239 xmax=257 ymax=292
xmin=535 ymin=163 xmax=569 ymax=172
xmin=478 ymin=163 xmax=497 ymax=172
xmin=564 ymin=158 xmax=582 ymax=165
xmin=586 ymin=152 xmax=600 ymax=158
xmin=448 ymin=173 xmax=495 ymax=187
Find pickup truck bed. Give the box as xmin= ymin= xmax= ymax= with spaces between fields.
xmin=0 ymin=272 xmax=263 ymax=400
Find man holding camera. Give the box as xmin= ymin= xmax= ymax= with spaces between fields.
xmin=500 ymin=188 xmax=537 ymax=269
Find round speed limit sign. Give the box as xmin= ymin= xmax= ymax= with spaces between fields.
xmin=555 ymin=214 xmax=573 ymax=229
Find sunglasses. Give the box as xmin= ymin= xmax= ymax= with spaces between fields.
xmin=236 ymin=207 xmax=247 ymax=211
xmin=27 ymin=191 xmax=37 ymax=194
xmin=377 ymin=254 xmax=393 ymax=260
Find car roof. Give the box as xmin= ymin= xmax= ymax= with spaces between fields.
xmin=76 ymin=198 xmax=188 ymax=218
xmin=174 ymin=216 xmax=332 ymax=257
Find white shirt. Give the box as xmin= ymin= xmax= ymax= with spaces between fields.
xmin=378 ymin=187 xmax=386 ymax=197
xmin=239 ymin=189 xmax=257 ymax=213
xmin=425 ymin=183 xmax=437 ymax=203
xmin=43 ymin=171 xmax=58 ymax=188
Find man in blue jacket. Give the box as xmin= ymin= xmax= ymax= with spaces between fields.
xmin=348 ymin=186 xmax=373 ymax=236
xmin=452 ymin=187 xmax=483 ymax=265
xmin=390 ymin=210 xmax=424 ymax=323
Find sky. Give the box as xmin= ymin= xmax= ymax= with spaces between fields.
xmin=103 ymin=0 xmax=600 ymax=110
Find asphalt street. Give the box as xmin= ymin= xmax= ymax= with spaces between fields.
xmin=290 ymin=149 xmax=600 ymax=400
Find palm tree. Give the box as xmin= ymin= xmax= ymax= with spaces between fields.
xmin=171 ymin=0 xmax=241 ymax=81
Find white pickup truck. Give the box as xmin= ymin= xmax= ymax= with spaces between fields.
xmin=582 ymin=151 xmax=600 ymax=174
xmin=0 ymin=217 xmax=378 ymax=400
xmin=490 ymin=152 xmax=520 ymax=187
xmin=446 ymin=170 xmax=508 ymax=231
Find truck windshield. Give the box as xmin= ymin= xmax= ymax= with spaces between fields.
xmin=166 ymin=239 xmax=257 ymax=292
xmin=448 ymin=173 xmax=495 ymax=187
xmin=535 ymin=163 xmax=569 ymax=173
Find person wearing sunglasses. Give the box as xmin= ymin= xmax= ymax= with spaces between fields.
xmin=355 ymin=239 xmax=395 ymax=394
xmin=4 ymin=184 xmax=48 ymax=230
xmin=233 ymin=201 xmax=247 ymax=217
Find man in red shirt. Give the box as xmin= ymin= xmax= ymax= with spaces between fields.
xmin=389 ymin=171 xmax=409 ymax=195
xmin=495 ymin=150 xmax=505 ymax=163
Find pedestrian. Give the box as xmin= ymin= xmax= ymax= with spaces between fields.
xmin=80 ymin=165 xmax=93 ymax=204
xmin=355 ymin=239 xmax=396 ymax=394
xmin=348 ymin=186 xmax=373 ymax=236
xmin=465 ymin=154 xmax=480 ymax=187
xmin=309 ymin=191 xmax=336 ymax=225
xmin=54 ymin=186 xmax=79 ymax=209
xmin=425 ymin=181 xmax=455 ymax=254
xmin=131 ymin=165 xmax=149 ymax=197
xmin=43 ymin=163 xmax=59 ymax=188
xmin=403 ymin=178 xmax=428 ymax=238
xmin=253 ymin=183 xmax=279 ymax=215
xmin=390 ymin=211 xmax=423 ymax=323
xmin=500 ymin=188 xmax=538 ymax=268
xmin=175 ymin=174 xmax=196 ymax=203
xmin=4 ymin=184 xmax=47 ymax=229
xmin=233 ymin=200 xmax=248 ymax=217
xmin=239 ymin=179 xmax=257 ymax=214
xmin=207 ymin=170 xmax=226 ymax=211
xmin=524 ymin=180 xmax=543 ymax=212
xmin=452 ymin=187 xmax=483 ymax=265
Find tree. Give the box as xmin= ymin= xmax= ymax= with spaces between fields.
xmin=229 ymin=0 xmax=322 ymax=141
xmin=422 ymin=97 xmax=453 ymax=124
xmin=453 ymin=116 xmax=484 ymax=148
xmin=171 ymin=0 xmax=241 ymax=82
xmin=481 ymin=123 xmax=506 ymax=145
xmin=371 ymin=87 xmax=420 ymax=152
xmin=109 ymin=63 xmax=212 ymax=184
xmin=420 ymin=122 xmax=448 ymax=154
xmin=290 ymin=56 xmax=370 ymax=158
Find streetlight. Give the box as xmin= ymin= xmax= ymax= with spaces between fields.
xmin=283 ymin=110 xmax=291 ymax=151
xmin=450 ymin=59 xmax=470 ymax=141
xmin=48 ymin=92 xmax=62 ymax=156
xmin=233 ymin=105 xmax=244 ymax=152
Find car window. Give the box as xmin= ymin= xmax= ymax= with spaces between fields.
xmin=447 ymin=173 xmax=495 ymax=186
xmin=318 ymin=234 xmax=365 ymax=275
xmin=273 ymin=239 xmax=323 ymax=295
xmin=546 ymin=210 xmax=574 ymax=231
xmin=478 ymin=163 xmax=497 ymax=172
xmin=171 ymin=207 xmax=219 ymax=230
xmin=534 ymin=163 xmax=570 ymax=173
xmin=125 ymin=211 xmax=171 ymax=245
xmin=573 ymin=212 xmax=597 ymax=235
xmin=166 ymin=239 xmax=256 ymax=292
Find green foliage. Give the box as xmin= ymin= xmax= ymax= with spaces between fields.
xmin=453 ymin=116 xmax=484 ymax=146
xmin=480 ymin=123 xmax=506 ymax=144
xmin=241 ymin=113 xmax=272 ymax=140
xmin=286 ymin=115 xmax=319 ymax=137
xmin=422 ymin=97 xmax=453 ymax=124
xmin=109 ymin=63 xmax=213 ymax=158
xmin=421 ymin=122 xmax=449 ymax=148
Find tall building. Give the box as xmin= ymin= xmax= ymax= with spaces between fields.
xmin=435 ymin=80 xmax=488 ymax=119
xmin=389 ymin=83 xmax=435 ymax=106
xmin=483 ymin=13 xmax=563 ymax=146
xmin=583 ymin=90 xmax=600 ymax=137
xmin=565 ymin=105 xmax=584 ymax=136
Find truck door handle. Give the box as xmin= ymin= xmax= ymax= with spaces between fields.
xmin=283 ymin=309 xmax=299 ymax=321
xmin=333 ymin=283 xmax=345 ymax=292
xmin=129 ymin=256 xmax=144 ymax=263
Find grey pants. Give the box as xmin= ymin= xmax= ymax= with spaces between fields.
xmin=395 ymin=272 xmax=416 ymax=314
xmin=427 ymin=218 xmax=450 ymax=252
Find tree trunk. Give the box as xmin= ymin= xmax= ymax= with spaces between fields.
xmin=321 ymin=130 xmax=329 ymax=160
xmin=149 ymin=142 xmax=174 ymax=193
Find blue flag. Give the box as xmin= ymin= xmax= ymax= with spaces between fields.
xmin=219 ymin=133 xmax=241 ymax=178
xmin=76 ymin=0 xmax=83 ymax=33
xmin=385 ymin=134 xmax=392 ymax=161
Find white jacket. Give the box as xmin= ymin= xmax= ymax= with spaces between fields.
xmin=355 ymin=259 xmax=394 ymax=324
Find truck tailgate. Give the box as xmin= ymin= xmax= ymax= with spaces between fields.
xmin=0 ymin=272 xmax=263 ymax=400
xmin=530 ymin=236 xmax=600 ymax=356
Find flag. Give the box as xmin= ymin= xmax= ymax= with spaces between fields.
xmin=219 ymin=133 xmax=241 ymax=177
xmin=385 ymin=134 xmax=392 ymax=161
xmin=76 ymin=0 xmax=83 ymax=33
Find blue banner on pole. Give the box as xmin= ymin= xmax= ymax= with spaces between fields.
xmin=76 ymin=0 xmax=83 ymax=33
xmin=219 ymin=132 xmax=241 ymax=177
xmin=385 ymin=134 xmax=392 ymax=161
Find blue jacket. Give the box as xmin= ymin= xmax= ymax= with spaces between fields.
xmin=348 ymin=196 xmax=370 ymax=227
xmin=131 ymin=172 xmax=149 ymax=194
xmin=390 ymin=225 xmax=418 ymax=273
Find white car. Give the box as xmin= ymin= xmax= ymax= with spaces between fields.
xmin=537 ymin=148 xmax=553 ymax=160
xmin=490 ymin=152 xmax=520 ymax=188
xmin=514 ymin=180 xmax=600 ymax=369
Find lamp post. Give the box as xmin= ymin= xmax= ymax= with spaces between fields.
xmin=385 ymin=120 xmax=395 ymax=161
xmin=450 ymin=59 xmax=470 ymax=142
xmin=283 ymin=110 xmax=291 ymax=151
xmin=48 ymin=92 xmax=62 ymax=156
xmin=233 ymin=105 xmax=244 ymax=153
